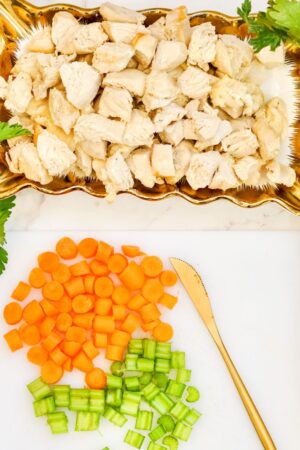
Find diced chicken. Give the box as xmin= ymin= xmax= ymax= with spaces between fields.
xmin=132 ymin=33 xmax=158 ymax=67
xmin=92 ymin=42 xmax=134 ymax=73
xmin=11 ymin=53 xmax=38 ymax=77
xmin=104 ymin=151 xmax=134 ymax=199
xmin=210 ymin=75 xmax=264 ymax=119
xmin=25 ymin=98 xmax=50 ymax=127
xmin=75 ymin=113 xmax=125 ymax=144
xmin=233 ymin=155 xmax=263 ymax=185
xmin=222 ymin=129 xmax=259 ymax=158
xmin=51 ymin=11 xmax=79 ymax=54
xmin=178 ymin=66 xmax=213 ymax=100
xmin=165 ymin=6 xmax=191 ymax=44
xmin=230 ymin=116 xmax=254 ymax=131
xmin=213 ymin=35 xmax=253 ymax=79
xmin=97 ymin=86 xmax=133 ymax=122
xmin=59 ymin=62 xmax=101 ymax=109
xmin=143 ymin=71 xmax=179 ymax=111
xmin=209 ymin=154 xmax=240 ymax=190
xmin=92 ymin=158 xmax=107 ymax=181
xmin=123 ymin=109 xmax=154 ymax=147
xmin=151 ymin=143 xmax=175 ymax=177
xmin=165 ymin=140 xmax=193 ymax=184
xmin=127 ymin=147 xmax=156 ymax=188
xmin=185 ymin=99 xmax=202 ymax=118
xmin=188 ymin=23 xmax=217 ymax=72
xmin=7 ymin=115 xmax=34 ymax=148
xmin=99 ymin=2 xmax=146 ymax=24
xmin=26 ymin=26 xmax=54 ymax=53
xmin=186 ymin=151 xmax=221 ymax=189
xmin=76 ymin=140 xmax=107 ymax=160
xmin=0 ymin=76 xmax=7 ymax=99
xmin=74 ymin=23 xmax=108 ymax=54
xmin=152 ymin=40 xmax=187 ymax=71
xmin=161 ymin=120 xmax=184 ymax=146
xmin=195 ymin=120 xmax=232 ymax=151
xmin=148 ymin=17 xmax=166 ymax=41
xmin=37 ymin=130 xmax=76 ymax=176
xmin=5 ymin=73 xmax=32 ymax=114
xmin=265 ymin=160 xmax=296 ymax=187
xmin=108 ymin=144 xmax=134 ymax=158
xmin=153 ymin=103 xmax=185 ymax=133
xmin=102 ymin=21 xmax=140 ymax=43
xmin=74 ymin=147 xmax=93 ymax=177
xmin=256 ymin=43 xmax=285 ymax=68
xmin=103 ymin=69 xmax=146 ymax=97
xmin=48 ymin=88 xmax=79 ymax=135
xmin=6 ymin=142 xmax=52 ymax=184
xmin=253 ymin=97 xmax=288 ymax=161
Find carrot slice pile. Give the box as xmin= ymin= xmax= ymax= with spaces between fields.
xmin=2 ymin=238 xmax=178 ymax=385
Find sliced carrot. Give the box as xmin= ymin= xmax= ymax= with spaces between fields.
xmin=84 ymin=274 xmax=96 ymax=294
xmin=73 ymin=351 xmax=93 ymax=372
xmin=42 ymin=331 xmax=63 ymax=352
xmin=110 ymin=330 xmax=130 ymax=347
xmin=29 ymin=268 xmax=47 ymax=288
xmin=142 ymin=320 xmax=161 ymax=332
xmin=93 ymin=332 xmax=108 ymax=348
xmin=55 ymin=295 xmax=72 ymax=313
xmin=94 ymin=276 xmax=114 ymax=298
xmin=38 ymin=252 xmax=60 ymax=273
xmin=50 ymin=347 xmax=68 ymax=366
xmin=95 ymin=298 xmax=112 ymax=315
xmin=85 ymin=368 xmax=106 ymax=389
xmin=142 ymin=279 xmax=164 ymax=302
xmin=96 ymin=241 xmax=113 ymax=263
xmin=127 ymin=294 xmax=147 ymax=311
xmin=65 ymin=326 xmax=86 ymax=344
xmin=112 ymin=304 xmax=126 ymax=321
xmin=159 ymin=293 xmax=178 ymax=309
xmin=70 ymin=261 xmax=91 ymax=277
xmin=63 ymin=357 xmax=72 ymax=372
xmin=56 ymin=237 xmax=78 ymax=260
xmin=106 ymin=344 xmax=124 ymax=361
xmin=73 ymin=312 xmax=95 ymax=330
xmin=56 ymin=312 xmax=72 ymax=333
xmin=4 ymin=329 xmax=23 ymax=352
xmin=141 ymin=256 xmax=163 ymax=278
xmin=27 ymin=346 xmax=48 ymax=366
xmin=108 ymin=254 xmax=128 ymax=274
xmin=112 ymin=285 xmax=130 ymax=305
xmin=52 ymin=264 xmax=72 ymax=284
xmin=72 ymin=294 xmax=94 ymax=314
xmin=64 ymin=277 xmax=85 ymax=297
xmin=3 ymin=302 xmax=22 ymax=325
xmin=11 ymin=281 xmax=31 ymax=301
xmin=160 ymin=270 xmax=177 ymax=287
xmin=120 ymin=313 xmax=140 ymax=333
xmin=93 ymin=315 xmax=115 ymax=333
xmin=43 ymin=281 xmax=64 ymax=301
xmin=23 ymin=300 xmax=45 ymax=324
xmin=78 ymin=238 xmax=98 ymax=258
xmin=140 ymin=303 xmax=161 ymax=323
xmin=41 ymin=360 xmax=63 ymax=384
xmin=122 ymin=245 xmax=142 ymax=258
xmin=152 ymin=322 xmax=173 ymax=342
xmin=119 ymin=261 xmax=144 ymax=290
xmin=40 ymin=317 xmax=56 ymax=337
xmin=82 ymin=341 xmax=99 ymax=360
xmin=40 ymin=299 xmax=58 ymax=317
xmin=62 ymin=340 xmax=81 ymax=357
xmin=20 ymin=324 xmax=40 ymax=345
xmin=90 ymin=260 xmax=109 ymax=276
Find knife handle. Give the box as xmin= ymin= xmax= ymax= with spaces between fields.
xmin=208 ymin=320 xmax=276 ymax=450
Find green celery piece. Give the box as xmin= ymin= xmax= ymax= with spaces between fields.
xmin=33 ymin=396 xmax=55 ymax=417
xmin=147 ymin=442 xmax=167 ymax=450
xmin=27 ymin=378 xmax=51 ymax=400
xmin=137 ymin=358 xmax=155 ymax=372
xmin=106 ymin=388 xmax=122 ymax=407
xmin=149 ymin=424 xmax=165 ymax=441
xmin=152 ymin=373 xmax=168 ymax=390
xmin=184 ymin=408 xmax=202 ymax=426
xmin=125 ymin=354 xmax=139 ymax=370
xmin=107 ymin=374 xmax=123 ymax=389
xmin=128 ymin=339 xmax=144 ymax=355
xmin=75 ymin=411 xmax=100 ymax=431
xmin=151 ymin=393 xmax=174 ymax=414
xmin=47 ymin=412 xmax=67 ymax=423
xmin=162 ymin=435 xmax=178 ymax=450
xmin=111 ymin=361 xmax=124 ymax=376
xmin=141 ymin=382 xmax=160 ymax=402
xmin=89 ymin=390 xmax=105 ymax=413
xmin=139 ymin=372 xmax=152 ymax=386
xmin=173 ymin=421 xmax=192 ymax=441
xmin=53 ymin=385 xmax=70 ymax=407
xmin=170 ymin=401 xmax=189 ymax=421
xmin=104 ymin=406 xmax=127 ymax=427
xmin=135 ymin=410 xmax=153 ymax=430
xmin=157 ymin=415 xmax=175 ymax=433
xmin=155 ymin=358 xmax=170 ymax=374
xmin=176 ymin=369 xmax=191 ymax=383
xmin=69 ymin=389 xmax=89 ymax=411
xmin=185 ymin=386 xmax=200 ymax=403
xmin=155 ymin=342 xmax=171 ymax=359
xmin=120 ymin=391 xmax=141 ymax=416
xmin=124 ymin=376 xmax=140 ymax=391
xmin=171 ymin=352 xmax=185 ymax=369
xmin=47 ymin=412 xmax=68 ymax=434
xmin=165 ymin=380 xmax=186 ymax=398
xmin=143 ymin=339 xmax=156 ymax=359
xmin=102 ymin=448 xmax=110 ymax=450
xmin=124 ymin=429 xmax=145 ymax=449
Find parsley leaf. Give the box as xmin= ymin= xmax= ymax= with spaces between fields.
xmin=237 ymin=0 xmax=252 ymax=23
xmin=0 ymin=122 xmax=32 ymax=142
xmin=0 ymin=195 xmax=15 ymax=275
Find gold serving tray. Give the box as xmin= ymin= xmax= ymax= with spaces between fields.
xmin=0 ymin=0 xmax=300 ymax=213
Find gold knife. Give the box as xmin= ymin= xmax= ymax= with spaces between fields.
xmin=170 ymin=257 xmax=276 ymax=450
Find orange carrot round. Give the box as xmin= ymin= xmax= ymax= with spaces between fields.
xmin=41 ymin=360 xmax=63 ymax=384
xmin=40 ymin=317 xmax=56 ymax=337
xmin=72 ymin=294 xmax=94 ymax=314
xmin=160 ymin=270 xmax=177 ymax=287
xmin=27 ymin=346 xmax=48 ymax=366
xmin=62 ymin=340 xmax=81 ymax=357
xmin=3 ymin=302 xmax=22 ymax=325
xmin=43 ymin=281 xmax=64 ymax=301
xmin=94 ymin=276 xmax=114 ymax=298
xmin=90 ymin=260 xmax=109 ymax=276
xmin=20 ymin=324 xmax=41 ymax=345
xmin=65 ymin=326 xmax=86 ymax=344
xmin=78 ymin=238 xmax=98 ymax=258
xmin=142 ymin=279 xmax=164 ymax=302
xmin=38 ymin=252 xmax=60 ymax=273
xmin=56 ymin=312 xmax=72 ymax=332
xmin=72 ymin=312 xmax=95 ymax=330
xmin=11 ymin=281 xmax=31 ymax=301
xmin=119 ymin=261 xmax=144 ymax=290
xmin=55 ymin=295 xmax=72 ymax=313
xmin=4 ymin=329 xmax=23 ymax=352
xmin=84 ymin=274 xmax=96 ymax=294
xmin=72 ymin=351 xmax=93 ymax=372
xmin=96 ymin=241 xmax=113 ymax=263
xmin=120 ymin=313 xmax=140 ymax=333
xmin=23 ymin=300 xmax=45 ymax=324
xmin=122 ymin=245 xmax=142 ymax=257
xmin=52 ymin=264 xmax=72 ymax=284
xmin=152 ymin=322 xmax=173 ymax=342
xmin=56 ymin=237 xmax=78 ymax=260
xmin=64 ymin=277 xmax=85 ymax=298
xmin=95 ymin=298 xmax=112 ymax=315
xmin=108 ymin=254 xmax=128 ymax=274
xmin=29 ymin=268 xmax=47 ymax=288
xmin=106 ymin=344 xmax=124 ymax=361
xmin=112 ymin=285 xmax=130 ymax=305
xmin=141 ymin=256 xmax=163 ymax=278
xmin=85 ymin=368 xmax=106 ymax=389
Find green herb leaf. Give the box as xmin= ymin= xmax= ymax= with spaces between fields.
xmin=237 ymin=0 xmax=252 ymax=23
xmin=0 ymin=195 xmax=15 ymax=274
xmin=0 ymin=122 xmax=32 ymax=142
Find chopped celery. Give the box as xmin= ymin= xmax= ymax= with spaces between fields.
xmin=111 ymin=361 xmax=124 ymax=376
xmin=27 ymin=377 xmax=51 ymax=400
xmin=148 ymin=442 xmax=167 ymax=450
xmin=152 ymin=373 xmax=168 ymax=390
xmin=104 ymin=406 xmax=127 ymax=427
xmin=106 ymin=388 xmax=122 ymax=407
xmin=170 ymin=401 xmax=189 ymax=421
xmin=151 ymin=393 xmax=174 ymax=414
xmin=155 ymin=342 xmax=171 ymax=360
xmin=107 ymin=374 xmax=123 ymax=389
xmin=143 ymin=339 xmax=156 ymax=359
xmin=135 ymin=410 xmax=153 ymax=430
xmin=141 ymin=382 xmax=160 ymax=402
xmin=75 ymin=411 xmax=100 ymax=431
xmin=89 ymin=390 xmax=105 ymax=414
xmin=157 ymin=415 xmax=175 ymax=433
xmin=186 ymin=386 xmax=200 ymax=402
xmin=184 ymin=408 xmax=202 ymax=426
xmin=139 ymin=372 xmax=152 ymax=386
xmin=128 ymin=339 xmax=144 ymax=355
xmin=33 ymin=396 xmax=55 ymax=417
xmin=149 ymin=424 xmax=165 ymax=441
xmin=120 ymin=391 xmax=141 ymax=416
xmin=53 ymin=385 xmax=70 ymax=407
xmin=137 ymin=358 xmax=154 ymax=372
xmin=102 ymin=448 xmax=110 ymax=450
xmin=171 ymin=352 xmax=185 ymax=369
xmin=69 ymin=389 xmax=89 ymax=412
xmin=155 ymin=359 xmax=170 ymax=374
xmin=165 ymin=380 xmax=185 ymax=398
xmin=162 ymin=435 xmax=178 ymax=450
xmin=47 ymin=412 xmax=68 ymax=434
xmin=124 ymin=377 xmax=140 ymax=391
xmin=176 ymin=369 xmax=191 ymax=383
xmin=124 ymin=429 xmax=145 ymax=449
xmin=125 ymin=354 xmax=139 ymax=370
xmin=173 ymin=422 xmax=192 ymax=441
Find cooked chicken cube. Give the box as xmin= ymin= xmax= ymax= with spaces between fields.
xmin=153 ymin=103 xmax=185 ymax=133
xmin=195 ymin=119 xmax=232 ymax=151
xmin=265 ymin=160 xmax=296 ymax=187
xmin=151 ymin=143 xmax=175 ymax=177
xmin=105 ymin=151 xmax=134 ymax=199
xmin=209 ymin=154 xmax=240 ymax=190
xmin=178 ymin=66 xmax=213 ymax=100
xmin=75 ymin=113 xmax=125 ymax=144
xmin=165 ymin=140 xmax=193 ymax=184
xmin=74 ymin=147 xmax=93 ymax=177
xmin=161 ymin=120 xmax=184 ymax=146
xmin=132 ymin=33 xmax=158 ymax=67
xmin=185 ymin=99 xmax=202 ymax=118
xmin=59 ymin=62 xmax=101 ymax=109
xmin=256 ymin=43 xmax=285 ymax=68
xmin=97 ymin=86 xmax=133 ymax=122
xmin=152 ymin=40 xmax=187 ymax=72
xmin=188 ymin=23 xmax=217 ymax=71
xmin=51 ymin=11 xmax=79 ymax=54
xmin=5 ymin=73 xmax=33 ymax=114
xmin=108 ymin=144 xmax=134 ymax=158
xmin=148 ymin=17 xmax=166 ymax=41
xmin=213 ymin=35 xmax=253 ymax=79
xmin=165 ymin=6 xmax=191 ymax=44
xmin=233 ymin=155 xmax=263 ymax=185
xmin=7 ymin=115 xmax=34 ymax=148
xmin=49 ymin=88 xmax=79 ymax=135
xmin=99 ymin=2 xmax=146 ymax=24
xmin=222 ymin=129 xmax=259 ymax=158
xmin=103 ymin=69 xmax=146 ymax=97
xmin=74 ymin=23 xmax=108 ymax=54
xmin=102 ymin=21 xmax=140 ymax=43
xmin=37 ymin=130 xmax=76 ymax=176
xmin=127 ymin=147 xmax=156 ymax=188
xmin=76 ymin=140 xmax=107 ymax=160
xmin=123 ymin=109 xmax=154 ymax=147
xmin=230 ymin=116 xmax=254 ymax=131
xmin=143 ymin=71 xmax=179 ymax=111
xmin=26 ymin=26 xmax=54 ymax=53
xmin=186 ymin=151 xmax=221 ymax=189
xmin=92 ymin=42 xmax=134 ymax=73
xmin=92 ymin=158 xmax=107 ymax=181
xmin=0 ymin=76 xmax=7 ymax=99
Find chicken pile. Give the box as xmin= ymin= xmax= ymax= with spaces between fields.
xmin=0 ymin=2 xmax=296 ymax=199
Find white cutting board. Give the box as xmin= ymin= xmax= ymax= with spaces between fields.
xmin=0 ymin=231 xmax=299 ymax=450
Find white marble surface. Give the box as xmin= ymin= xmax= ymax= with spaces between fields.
xmin=6 ymin=0 xmax=300 ymax=231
